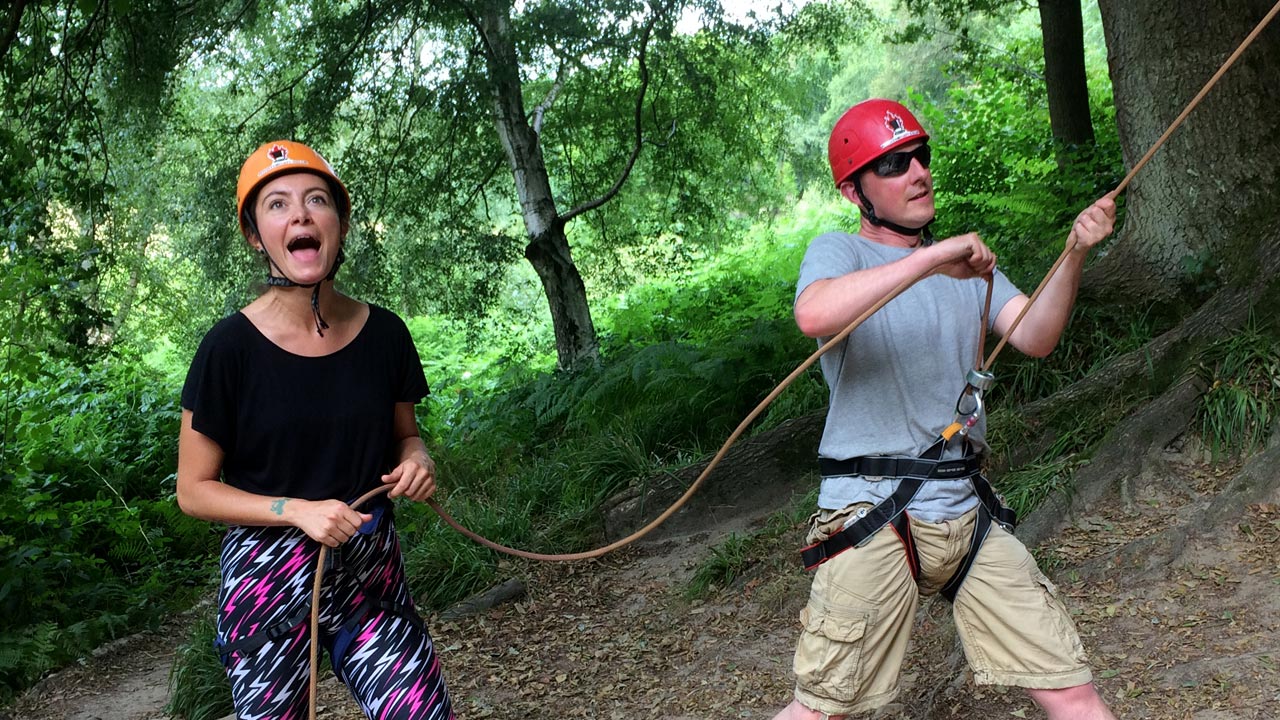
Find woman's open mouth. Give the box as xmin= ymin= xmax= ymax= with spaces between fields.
xmin=287 ymin=235 xmax=321 ymax=262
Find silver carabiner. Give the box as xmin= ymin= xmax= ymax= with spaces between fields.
xmin=954 ymin=386 xmax=982 ymax=417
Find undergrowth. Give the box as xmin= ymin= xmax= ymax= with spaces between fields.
xmin=685 ymin=488 xmax=817 ymax=601
xmin=0 ymin=355 xmax=218 ymax=701
xmin=407 ymin=247 xmax=823 ymax=609
xmin=166 ymin=617 xmax=232 ymax=720
xmin=1195 ymin=314 xmax=1280 ymax=460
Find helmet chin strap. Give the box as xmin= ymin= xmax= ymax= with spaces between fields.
xmin=247 ymin=215 xmax=344 ymax=336
xmin=852 ymin=177 xmax=934 ymax=245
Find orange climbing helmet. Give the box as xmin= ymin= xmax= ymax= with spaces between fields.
xmin=827 ymin=99 xmax=929 ymax=187
xmin=235 ymin=140 xmax=350 ymax=237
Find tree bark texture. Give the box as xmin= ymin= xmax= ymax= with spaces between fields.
xmin=1038 ymin=0 xmax=1095 ymax=147
xmin=478 ymin=2 xmax=599 ymax=370
xmin=1089 ymin=0 xmax=1280 ymax=301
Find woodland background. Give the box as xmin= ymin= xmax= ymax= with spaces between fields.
xmin=1 ymin=0 xmax=1278 ymax=714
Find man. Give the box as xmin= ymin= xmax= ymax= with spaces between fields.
xmin=775 ymin=99 xmax=1117 ymax=720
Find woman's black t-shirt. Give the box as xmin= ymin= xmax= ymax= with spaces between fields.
xmin=181 ymin=304 xmax=429 ymax=502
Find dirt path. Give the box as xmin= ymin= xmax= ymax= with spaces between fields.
xmin=5 ymin=623 xmax=179 ymax=720
xmin=10 ymin=452 xmax=1279 ymax=720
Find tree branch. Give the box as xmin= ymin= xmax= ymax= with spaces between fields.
xmin=0 ymin=0 xmax=28 ymax=65
xmin=531 ymin=59 xmax=566 ymax=135
xmin=446 ymin=0 xmax=493 ymax=61
xmin=235 ymin=0 xmax=379 ymax=133
xmin=560 ymin=3 xmax=664 ymax=224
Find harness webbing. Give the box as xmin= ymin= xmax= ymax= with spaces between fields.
xmin=818 ymin=453 xmax=982 ymax=482
xmin=939 ymin=508 xmax=993 ymax=603
xmin=215 ymin=604 xmax=312 ymax=660
xmin=798 ymin=437 xmax=1017 ymax=603
xmin=799 ymin=436 xmax=950 ymax=572
xmin=799 ymin=475 xmax=927 ymax=572
xmin=887 ymin=512 xmax=920 ymax=580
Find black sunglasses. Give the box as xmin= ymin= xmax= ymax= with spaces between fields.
xmin=870 ymin=144 xmax=931 ymax=177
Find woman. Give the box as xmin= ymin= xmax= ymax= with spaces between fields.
xmin=177 ymin=140 xmax=454 ymax=720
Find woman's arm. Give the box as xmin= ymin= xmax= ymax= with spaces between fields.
xmin=175 ymin=410 xmax=372 ymax=547
xmin=379 ymin=402 xmax=438 ymax=502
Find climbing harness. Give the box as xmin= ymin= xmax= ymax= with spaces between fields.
xmin=799 ymin=434 xmax=1016 ymax=601
xmin=797 ymin=271 xmax=1013 ymax=601
xmin=214 ymin=502 xmax=421 ymax=672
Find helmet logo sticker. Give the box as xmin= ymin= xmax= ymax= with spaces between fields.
xmin=880 ymin=110 xmax=921 ymax=148
xmin=256 ymin=143 xmax=308 ymax=178
xmin=267 ymin=144 xmax=289 ymax=165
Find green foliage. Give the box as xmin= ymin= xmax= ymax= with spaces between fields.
xmin=686 ymin=532 xmax=753 ymax=599
xmin=399 ymin=217 xmax=828 ymax=610
xmin=989 ymin=404 xmax=1115 ymax=518
xmin=685 ymin=488 xmax=817 ymax=600
xmin=988 ymin=302 xmax=1168 ymax=408
xmin=412 ymin=317 xmax=812 ymax=607
xmin=918 ymin=24 xmax=1123 ymax=291
xmin=166 ymin=616 xmax=233 ymax=720
xmin=0 ymin=355 xmax=217 ymax=700
xmin=1195 ymin=316 xmax=1280 ymax=460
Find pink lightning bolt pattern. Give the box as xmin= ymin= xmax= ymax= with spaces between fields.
xmin=214 ymin=508 xmax=454 ymax=719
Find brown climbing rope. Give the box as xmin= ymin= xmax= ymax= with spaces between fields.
xmin=305 ymin=3 xmax=1280 ymax=715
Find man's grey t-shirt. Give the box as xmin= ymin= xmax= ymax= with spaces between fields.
xmin=796 ymin=232 xmax=1022 ymax=521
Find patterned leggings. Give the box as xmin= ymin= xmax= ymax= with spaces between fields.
xmin=216 ymin=506 xmax=454 ymax=720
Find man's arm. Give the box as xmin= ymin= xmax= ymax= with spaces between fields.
xmin=993 ymin=197 xmax=1116 ymax=357
xmin=795 ymin=233 xmax=997 ymax=338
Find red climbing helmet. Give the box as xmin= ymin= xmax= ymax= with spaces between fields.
xmin=827 ymin=99 xmax=929 ymax=187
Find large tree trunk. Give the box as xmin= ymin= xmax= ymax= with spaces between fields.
xmin=524 ymin=222 xmax=600 ymax=369
xmin=1038 ymin=0 xmax=1095 ymax=148
xmin=478 ymin=2 xmax=599 ymax=371
xmin=1088 ymin=0 xmax=1280 ymax=301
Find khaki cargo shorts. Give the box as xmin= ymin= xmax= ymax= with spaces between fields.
xmin=792 ymin=504 xmax=1093 ymax=716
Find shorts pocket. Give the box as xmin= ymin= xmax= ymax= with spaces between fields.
xmin=1030 ymin=566 xmax=1060 ymax=597
xmin=1029 ymin=566 xmax=1088 ymax=666
xmin=794 ymin=603 xmax=872 ymax=701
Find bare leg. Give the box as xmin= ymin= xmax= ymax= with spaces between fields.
xmin=772 ymin=699 xmax=848 ymax=720
xmin=1027 ymin=683 xmax=1117 ymax=720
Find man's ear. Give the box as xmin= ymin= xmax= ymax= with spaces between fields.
xmin=838 ymin=180 xmax=865 ymax=210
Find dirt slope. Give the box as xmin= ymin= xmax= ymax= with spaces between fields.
xmin=8 ymin=448 xmax=1279 ymax=720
